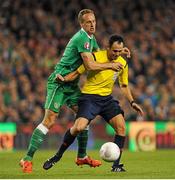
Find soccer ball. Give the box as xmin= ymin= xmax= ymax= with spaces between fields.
xmin=99 ymin=142 xmax=120 ymax=162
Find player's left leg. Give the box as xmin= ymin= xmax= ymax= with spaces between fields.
xmin=68 ymin=91 xmax=101 ymax=167
xmin=109 ymin=114 xmax=126 ymax=172
xmin=70 ymin=105 xmax=89 ymax=159
xmin=101 ymin=97 xmax=126 ymax=172
xmin=71 ymin=105 xmax=101 ymax=167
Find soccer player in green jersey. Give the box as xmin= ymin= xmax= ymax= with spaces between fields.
xmin=19 ymin=9 xmax=125 ymax=173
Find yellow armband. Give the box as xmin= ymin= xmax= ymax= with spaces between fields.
xmin=77 ymin=64 xmax=86 ymax=74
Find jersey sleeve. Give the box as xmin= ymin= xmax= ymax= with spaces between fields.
xmin=118 ymin=64 xmax=129 ymax=86
xmin=77 ymin=64 xmax=86 ymax=74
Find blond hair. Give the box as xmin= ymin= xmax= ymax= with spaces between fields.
xmin=78 ymin=9 xmax=94 ymax=23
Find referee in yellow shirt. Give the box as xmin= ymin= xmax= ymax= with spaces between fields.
xmin=43 ymin=34 xmax=144 ymax=172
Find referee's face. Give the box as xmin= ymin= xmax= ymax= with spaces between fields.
xmin=109 ymin=42 xmax=124 ymax=60
xmin=80 ymin=13 xmax=96 ymax=36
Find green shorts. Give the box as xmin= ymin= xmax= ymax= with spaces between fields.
xmin=44 ymin=79 xmax=81 ymax=113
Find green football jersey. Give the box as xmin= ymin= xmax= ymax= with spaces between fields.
xmin=45 ymin=29 xmax=98 ymax=111
xmin=54 ymin=28 xmax=99 ymax=76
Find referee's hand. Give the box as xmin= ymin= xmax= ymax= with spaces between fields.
xmin=131 ymin=102 xmax=144 ymax=116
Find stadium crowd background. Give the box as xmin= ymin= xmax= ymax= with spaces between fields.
xmin=0 ymin=0 xmax=175 ymax=127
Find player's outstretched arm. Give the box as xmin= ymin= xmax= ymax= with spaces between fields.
xmin=64 ymin=71 xmax=80 ymax=81
xmin=81 ymin=52 xmax=123 ymax=71
xmin=55 ymin=71 xmax=79 ymax=82
xmin=55 ymin=64 xmax=85 ymax=82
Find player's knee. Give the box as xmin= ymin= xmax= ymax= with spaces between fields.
xmin=42 ymin=110 xmax=58 ymax=129
xmin=72 ymin=117 xmax=89 ymax=134
xmin=76 ymin=124 xmax=86 ymax=133
xmin=42 ymin=117 xmax=56 ymax=129
xmin=71 ymin=124 xmax=86 ymax=135
xmin=74 ymin=121 xmax=87 ymax=133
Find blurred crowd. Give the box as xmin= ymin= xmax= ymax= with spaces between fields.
xmin=0 ymin=0 xmax=175 ymax=125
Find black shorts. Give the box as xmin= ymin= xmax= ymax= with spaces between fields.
xmin=76 ymin=94 xmax=124 ymax=122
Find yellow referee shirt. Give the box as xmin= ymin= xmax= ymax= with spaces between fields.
xmin=77 ymin=50 xmax=128 ymax=96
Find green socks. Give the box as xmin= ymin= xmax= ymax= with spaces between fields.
xmin=24 ymin=124 xmax=48 ymax=161
xmin=77 ymin=130 xmax=88 ymax=158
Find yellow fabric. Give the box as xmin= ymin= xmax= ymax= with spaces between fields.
xmin=82 ymin=50 xmax=128 ymax=96
xmin=77 ymin=64 xmax=86 ymax=74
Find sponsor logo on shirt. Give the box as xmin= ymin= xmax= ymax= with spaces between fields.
xmin=84 ymin=42 xmax=90 ymax=49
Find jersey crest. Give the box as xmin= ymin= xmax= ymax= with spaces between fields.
xmin=84 ymin=42 xmax=90 ymax=49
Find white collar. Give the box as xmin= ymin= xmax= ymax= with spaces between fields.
xmin=81 ymin=28 xmax=93 ymax=39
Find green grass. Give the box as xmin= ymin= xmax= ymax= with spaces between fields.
xmin=0 ymin=150 xmax=175 ymax=179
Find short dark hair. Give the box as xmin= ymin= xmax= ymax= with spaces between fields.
xmin=78 ymin=9 xmax=94 ymax=23
xmin=109 ymin=34 xmax=124 ymax=48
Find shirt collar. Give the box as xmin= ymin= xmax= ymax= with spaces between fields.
xmin=81 ymin=28 xmax=93 ymax=39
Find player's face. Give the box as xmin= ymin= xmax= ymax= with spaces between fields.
xmin=80 ymin=13 xmax=96 ymax=36
xmin=109 ymin=42 xmax=124 ymax=60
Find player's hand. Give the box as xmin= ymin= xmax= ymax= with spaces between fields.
xmin=121 ymin=47 xmax=131 ymax=58
xmin=55 ymin=74 xmax=65 ymax=82
xmin=131 ymin=102 xmax=144 ymax=116
xmin=55 ymin=72 xmax=78 ymax=82
xmin=111 ymin=62 xmax=123 ymax=71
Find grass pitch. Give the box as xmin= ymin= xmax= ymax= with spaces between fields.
xmin=0 ymin=149 xmax=175 ymax=179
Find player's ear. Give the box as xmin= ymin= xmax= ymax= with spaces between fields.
xmin=80 ymin=23 xmax=83 ymax=28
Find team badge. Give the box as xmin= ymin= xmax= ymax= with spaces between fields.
xmin=84 ymin=42 xmax=90 ymax=49
xmin=54 ymin=102 xmax=59 ymax=109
